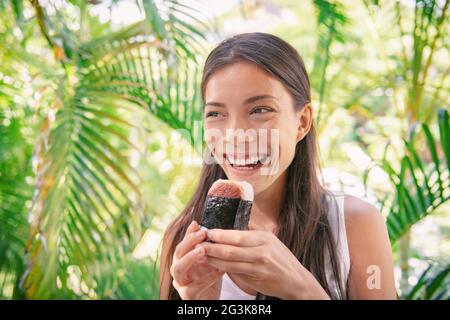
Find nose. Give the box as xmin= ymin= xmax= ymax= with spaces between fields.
xmin=224 ymin=116 xmax=256 ymax=142
xmin=224 ymin=116 xmax=257 ymax=155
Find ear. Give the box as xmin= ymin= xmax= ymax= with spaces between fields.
xmin=296 ymin=103 xmax=313 ymax=143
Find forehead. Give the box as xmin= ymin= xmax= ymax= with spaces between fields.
xmin=204 ymin=61 xmax=291 ymax=103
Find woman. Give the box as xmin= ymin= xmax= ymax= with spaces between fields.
xmin=159 ymin=32 xmax=396 ymax=300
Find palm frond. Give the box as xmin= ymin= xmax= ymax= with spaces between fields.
xmin=0 ymin=22 xmax=39 ymax=297
xmin=23 ymin=0 xmax=207 ymax=298
xmin=0 ymin=114 xmax=31 ymax=299
xmin=311 ymin=0 xmax=348 ymax=127
xmin=383 ymin=109 xmax=450 ymax=243
xmin=111 ymin=257 xmax=159 ymax=299
xmin=364 ymin=0 xmax=450 ymax=122
xmin=79 ymin=2 xmax=207 ymax=144
xmin=404 ymin=262 xmax=450 ymax=300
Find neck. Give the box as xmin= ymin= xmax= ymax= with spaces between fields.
xmin=249 ymin=172 xmax=287 ymax=233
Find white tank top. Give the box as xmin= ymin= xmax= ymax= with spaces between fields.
xmin=219 ymin=191 xmax=350 ymax=300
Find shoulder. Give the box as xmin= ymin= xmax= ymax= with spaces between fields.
xmin=343 ymin=194 xmax=388 ymax=249
xmin=325 ymin=191 xmax=382 ymax=227
xmin=341 ymin=195 xmax=397 ymax=298
xmin=343 ymin=194 xmax=382 ymax=225
xmin=342 ymin=194 xmax=391 ymax=269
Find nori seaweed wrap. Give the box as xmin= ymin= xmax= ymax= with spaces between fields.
xmin=200 ymin=179 xmax=254 ymax=232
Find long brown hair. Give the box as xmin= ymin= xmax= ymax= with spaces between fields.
xmin=161 ymin=32 xmax=344 ymax=300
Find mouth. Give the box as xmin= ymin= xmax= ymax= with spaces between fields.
xmin=224 ymin=154 xmax=270 ymax=173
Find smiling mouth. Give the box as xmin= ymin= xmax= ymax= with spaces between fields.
xmin=224 ymin=154 xmax=270 ymax=171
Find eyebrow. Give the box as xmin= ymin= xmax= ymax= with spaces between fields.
xmin=204 ymin=94 xmax=278 ymax=108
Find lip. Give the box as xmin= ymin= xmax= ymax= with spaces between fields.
xmin=226 ymin=162 xmax=262 ymax=177
xmin=223 ymin=156 xmax=267 ymax=177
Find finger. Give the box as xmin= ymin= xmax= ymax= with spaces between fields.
xmin=176 ymin=269 xmax=224 ymax=300
xmin=189 ymin=269 xmax=225 ymax=293
xmin=206 ymin=256 xmax=255 ymax=275
xmin=196 ymin=256 xmax=208 ymax=266
xmin=206 ymin=229 xmax=265 ymax=247
xmin=172 ymin=246 xmax=206 ymax=285
xmin=187 ymin=220 xmax=199 ymax=234
xmin=189 ymin=262 xmax=222 ymax=283
xmin=174 ymin=229 xmax=206 ymax=260
xmin=200 ymin=242 xmax=256 ymax=262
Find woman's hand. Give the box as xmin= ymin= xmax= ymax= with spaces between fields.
xmin=170 ymin=221 xmax=225 ymax=300
xmin=200 ymin=229 xmax=330 ymax=300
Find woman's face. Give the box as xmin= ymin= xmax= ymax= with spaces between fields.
xmin=203 ymin=61 xmax=311 ymax=196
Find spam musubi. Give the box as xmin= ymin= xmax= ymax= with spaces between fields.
xmin=200 ymin=179 xmax=254 ymax=232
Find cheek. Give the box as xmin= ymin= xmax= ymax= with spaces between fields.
xmin=203 ymin=122 xmax=224 ymax=153
xmin=276 ymin=124 xmax=299 ymax=168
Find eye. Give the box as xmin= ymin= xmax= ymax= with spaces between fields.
xmin=205 ymin=111 xmax=221 ymax=118
xmin=250 ymin=106 xmax=273 ymax=114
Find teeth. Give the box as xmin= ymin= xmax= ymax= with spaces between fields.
xmin=226 ymin=155 xmax=270 ymax=166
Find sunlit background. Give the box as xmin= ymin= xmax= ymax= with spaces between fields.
xmin=0 ymin=0 xmax=448 ymax=299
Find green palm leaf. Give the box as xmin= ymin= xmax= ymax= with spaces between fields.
xmin=23 ymin=0 xmax=207 ymax=298
xmin=311 ymin=0 xmax=348 ymax=127
xmin=383 ymin=109 xmax=450 ymax=244
xmin=0 ymin=20 xmax=37 ymax=297
xmin=0 ymin=101 xmax=32 ymax=299
xmin=363 ymin=0 xmax=450 ymax=123
xmin=111 ymin=257 xmax=159 ymax=299
xmin=404 ymin=262 xmax=450 ymax=300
